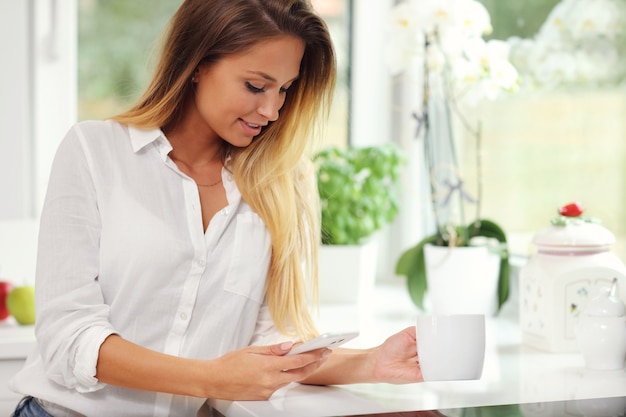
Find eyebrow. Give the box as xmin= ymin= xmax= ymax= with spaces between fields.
xmin=247 ymin=71 xmax=299 ymax=84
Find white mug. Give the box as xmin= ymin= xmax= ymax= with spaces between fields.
xmin=415 ymin=314 xmax=486 ymax=381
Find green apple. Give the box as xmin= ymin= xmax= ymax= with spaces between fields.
xmin=7 ymin=286 xmax=36 ymax=325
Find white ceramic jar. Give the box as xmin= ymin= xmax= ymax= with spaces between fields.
xmin=520 ymin=216 xmax=626 ymax=352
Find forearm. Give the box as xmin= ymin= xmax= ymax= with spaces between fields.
xmin=96 ymin=334 xmax=208 ymax=398
xmin=299 ymin=347 xmax=376 ymax=385
xmin=300 ymin=327 xmax=423 ymax=386
xmin=96 ymin=335 xmax=329 ymax=401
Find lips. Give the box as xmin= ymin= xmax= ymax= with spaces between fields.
xmin=239 ymin=119 xmax=265 ymax=136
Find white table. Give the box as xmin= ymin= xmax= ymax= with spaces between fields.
xmin=2 ymin=282 xmax=626 ymax=416
xmin=207 ymin=281 xmax=626 ymax=417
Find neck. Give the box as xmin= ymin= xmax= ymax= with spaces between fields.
xmin=169 ymin=152 xmax=222 ymax=169
xmin=163 ymin=112 xmax=223 ymax=167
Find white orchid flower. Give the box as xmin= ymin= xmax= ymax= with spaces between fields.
xmin=513 ymin=0 xmax=626 ymax=88
xmin=437 ymin=26 xmax=471 ymax=59
xmin=540 ymin=0 xmax=577 ymax=38
xmin=463 ymin=38 xmax=511 ymax=73
xmin=386 ymin=2 xmax=426 ymax=75
xmin=488 ymin=59 xmax=519 ymax=91
xmin=455 ymin=38 xmax=518 ymax=99
xmin=451 ymin=57 xmax=483 ymax=85
xmin=386 ymin=0 xmax=518 ymax=102
xmin=568 ymin=0 xmax=626 ymax=41
xmin=533 ymin=52 xmax=579 ymax=87
xmin=458 ymin=0 xmax=492 ymax=38
xmin=411 ymin=0 xmax=461 ymax=35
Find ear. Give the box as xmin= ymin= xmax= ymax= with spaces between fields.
xmin=191 ymin=67 xmax=200 ymax=83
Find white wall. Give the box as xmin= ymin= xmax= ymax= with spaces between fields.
xmin=0 ymin=0 xmax=76 ymax=219
xmin=350 ymin=0 xmax=392 ymax=148
xmin=350 ymin=0 xmax=404 ymax=282
xmin=0 ymin=0 xmax=34 ymax=218
xmin=0 ymin=0 xmax=76 ymax=284
xmin=32 ymin=0 xmax=78 ymax=214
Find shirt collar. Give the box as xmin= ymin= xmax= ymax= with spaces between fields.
xmin=128 ymin=125 xmax=172 ymax=158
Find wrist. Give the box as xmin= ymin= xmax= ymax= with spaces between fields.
xmin=303 ymin=347 xmax=377 ymax=385
xmin=361 ymin=347 xmax=381 ymax=383
xmin=188 ymin=358 xmax=217 ymax=398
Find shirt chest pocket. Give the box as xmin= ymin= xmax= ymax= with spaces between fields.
xmin=224 ymin=212 xmax=271 ymax=303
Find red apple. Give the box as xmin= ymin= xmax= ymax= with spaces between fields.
xmin=0 ymin=281 xmax=14 ymax=320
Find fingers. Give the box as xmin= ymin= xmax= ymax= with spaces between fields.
xmin=281 ymin=348 xmax=331 ymax=370
xmin=281 ymin=353 xmax=329 ymax=379
xmin=278 ymin=349 xmax=331 ymax=382
xmin=207 ymin=345 xmax=331 ymax=400
xmin=403 ymin=326 xmax=416 ymax=339
xmin=247 ymin=343 xmax=332 ymax=380
xmin=266 ymin=341 xmax=294 ymax=356
xmin=252 ymin=347 xmax=332 ymax=398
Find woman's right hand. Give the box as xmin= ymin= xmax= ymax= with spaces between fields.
xmin=96 ymin=335 xmax=328 ymax=401
xmin=202 ymin=341 xmax=331 ymax=400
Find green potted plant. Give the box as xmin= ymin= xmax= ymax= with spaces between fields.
xmin=314 ymin=144 xmax=403 ymax=245
xmin=387 ymin=0 xmax=517 ymax=315
xmin=313 ymin=144 xmax=403 ymax=304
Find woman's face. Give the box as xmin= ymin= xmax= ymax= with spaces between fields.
xmin=192 ymin=35 xmax=305 ymax=148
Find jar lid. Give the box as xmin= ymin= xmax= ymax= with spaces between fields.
xmin=532 ymin=220 xmax=615 ymax=250
xmin=533 ymin=203 xmax=615 ymax=251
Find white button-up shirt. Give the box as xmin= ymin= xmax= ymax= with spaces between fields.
xmin=10 ymin=120 xmax=287 ymax=416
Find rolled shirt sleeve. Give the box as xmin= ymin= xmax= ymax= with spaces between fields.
xmin=71 ymin=327 xmax=117 ymax=392
xmin=35 ymin=126 xmax=116 ymax=392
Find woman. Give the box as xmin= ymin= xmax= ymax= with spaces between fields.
xmin=10 ymin=0 xmax=421 ymax=415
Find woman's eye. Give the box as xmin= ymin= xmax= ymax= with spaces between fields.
xmin=246 ymin=82 xmax=265 ymax=93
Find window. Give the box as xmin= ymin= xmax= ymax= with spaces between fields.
xmin=77 ymin=1 xmax=626 ymax=263
xmin=469 ymin=1 xmax=626 ymax=257
xmin=77 ymin=0 xmax=351 ymax=149
xmin=383 ymin=0 xmax=626 ymax=276
xmin=78 ymin=0 xmax=179 ymax=121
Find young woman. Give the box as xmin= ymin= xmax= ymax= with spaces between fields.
xmin=10 ymin=0 xmax=421 ymax=415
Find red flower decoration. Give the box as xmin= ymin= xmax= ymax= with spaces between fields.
xmin=558 ymin=202 xmax=584 ymax=217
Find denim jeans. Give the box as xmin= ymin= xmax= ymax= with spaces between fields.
xmin=11 ymin=397 xmax=54 ymax=417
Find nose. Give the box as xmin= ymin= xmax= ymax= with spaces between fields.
xmin=257 ymin=93 xmax=284 ymax=122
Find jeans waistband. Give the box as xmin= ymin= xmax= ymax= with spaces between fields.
xmin=36 ymin=398 xmax=84 ymax=417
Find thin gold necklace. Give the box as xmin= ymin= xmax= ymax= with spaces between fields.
xmin=196 ymin=178 xmax=223 ymax=187
xmin=169 ymin=154 xmax=222 ymax=188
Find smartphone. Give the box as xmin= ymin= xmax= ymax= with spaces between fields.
xmin=286 ymin=331 xmax=359 ymax=356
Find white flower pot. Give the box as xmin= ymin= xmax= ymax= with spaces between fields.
xmin=424 ymin=244 xmax=500 ymax=315
xmin=318 ymin=240 xmax=378 ymax=305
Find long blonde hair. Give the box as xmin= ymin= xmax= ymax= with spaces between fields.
xmin=113 ymin=0 xmax=336 ymax=340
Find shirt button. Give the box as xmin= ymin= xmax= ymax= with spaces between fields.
xmin=221 ymin=208 xmax=230 ymax=216
xmin=196 ymin=259 xmax=205 ymax=267
xmin=227 ymin=175 xmax=234 ymax=182
xmin=180 ymin=312 xmax=188 ymax=320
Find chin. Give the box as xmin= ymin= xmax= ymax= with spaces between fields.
xmin=223 ymin=136 xmax=255 ymax=149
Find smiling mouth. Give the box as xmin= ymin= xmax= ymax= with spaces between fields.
xmin=243 ymin=120 xmax=263 ymax=129
xmin=239 ymin=119 xmax=266 ymax=137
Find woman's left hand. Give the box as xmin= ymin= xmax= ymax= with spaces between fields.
xmin=370 ymin=326 xmax=423 ymax=384
xmin=300 ymin=326 xmax=423 ymax=386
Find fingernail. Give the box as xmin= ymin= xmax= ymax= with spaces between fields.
xmin=280 ymin=341 xmax=293 ymax=351
xmin=322 ymin=349 xmax=332 ymax=360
